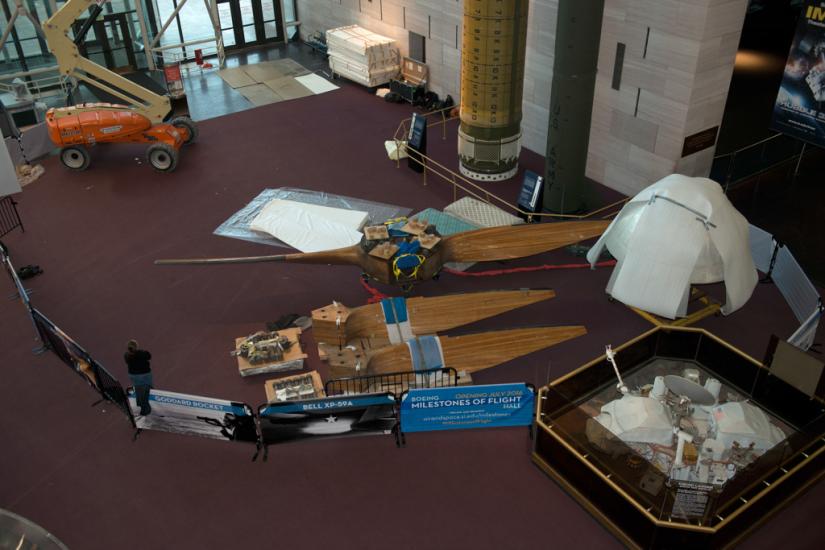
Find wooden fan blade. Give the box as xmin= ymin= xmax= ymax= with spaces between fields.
xmin=321 ymin=288 xmax=556 ymax=348
xmin=366 ymin=325 xmax=586 ymax=375
xmin=155 ymin=245 xmax=364 ymax=266
xmin=406 ymin=289 xmax=555 ymax=335
xmin=442 ymin=220 xmax=610 ymax=263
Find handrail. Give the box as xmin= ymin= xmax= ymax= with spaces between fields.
xmin=392 ymin=109 xmax=627 ymax=221
xmin=713 ymin=132 xmax=785 ymax=160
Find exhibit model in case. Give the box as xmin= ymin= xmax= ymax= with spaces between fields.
xmin=534 ymin=327 xmax=825 ymax=548
xmin=156 ymin=217 xmax=610 ymax=287
xmin=42 ymin=0 xmax=197 ymax=171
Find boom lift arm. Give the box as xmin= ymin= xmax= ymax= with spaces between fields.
xmin=42 ymin=0 xmax=171 ymax=123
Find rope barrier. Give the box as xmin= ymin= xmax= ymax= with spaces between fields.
xmin=360 ymin=277 xmax=389 ymax=304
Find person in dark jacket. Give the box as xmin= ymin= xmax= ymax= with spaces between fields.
xmin=125 ymin=340 xmax=153 ymax=415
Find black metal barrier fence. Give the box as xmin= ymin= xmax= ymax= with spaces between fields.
xmin=30 ymin=308 xmax=135 ymax=427
xmin=324 ymin=367 xmax=459 ymax=396
xmin=0 ymin=195 xmax=23 ymax=238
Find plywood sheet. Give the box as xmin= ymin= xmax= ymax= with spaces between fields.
xmin=217 ymin=67 xmax=256 ymax=88
xmin=263 ymin=76 xmax=313 ymax=101
xmin=236 ymin=84 xmax=283 ymax=107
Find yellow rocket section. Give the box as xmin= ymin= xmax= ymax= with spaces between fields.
xmin=459 ymin=0 xmax=529 ymax=182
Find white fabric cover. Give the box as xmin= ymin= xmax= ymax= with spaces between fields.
xmin=587 ymin=174 xmax=758 ymax=318
xmin=249 ymin=199 xmax=367 ymax=253
xmin=594 ymin=395 xmax=673 ymax=445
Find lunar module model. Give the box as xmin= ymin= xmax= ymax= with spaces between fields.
xmin=586 ymin=346 xmax=787 ymax=487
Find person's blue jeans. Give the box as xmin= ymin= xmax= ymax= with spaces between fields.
xmin=129 ymin=373 xmax=153 ymax=415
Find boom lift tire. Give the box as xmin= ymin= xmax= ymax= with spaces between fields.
xmin=60 ymin=145 xmax=91 ymax=171
xmin=170 ymin=116 xmax=198 ymax=145
xmin=147 ymin=143 xmax=178 ymax=172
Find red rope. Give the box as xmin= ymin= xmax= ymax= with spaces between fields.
xmin=441 ymin=259 xmax=617 ymax=277
xmin=360 ymin=260 xmax=616 ymax=300
xmin=360 ymin=277 xmax=390 ymax=303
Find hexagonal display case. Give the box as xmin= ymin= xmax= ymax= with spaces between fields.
xmin=534 ymin=327 xmax=825 ymax=549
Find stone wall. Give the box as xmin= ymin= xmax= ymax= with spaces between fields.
xmin=588 ymin=0 xmax=749 ymax=195
xmin=296 ymin=0 xmax=748 ymax=196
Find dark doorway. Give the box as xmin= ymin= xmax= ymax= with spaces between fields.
xmin=75 ymin=13 xmax=138 ymax=73
xmin=409 ymin=31 xmax=425 ymax=63
xmin=217 ymin=0 xmax=282 ymax=50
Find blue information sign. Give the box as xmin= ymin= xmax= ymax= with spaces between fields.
xmin=399 ymin=383 xmax=535 ymax=433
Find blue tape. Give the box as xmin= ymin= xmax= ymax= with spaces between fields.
xmin=407 ymin=336 xmax=443 ymax=372
xmin=381 ymin=297 xmax=408 ymax=323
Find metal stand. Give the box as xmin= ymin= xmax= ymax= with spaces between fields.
xmin=627 ymin=287 xmax=722 ymax=328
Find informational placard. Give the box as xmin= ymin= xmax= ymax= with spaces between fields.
xmin=128 ymin=389 xmax=258 ymax=443
xmin=517 ymin=170 xmax=543 ymax=217
xmin=258 ymin=393 xmax=397 ymax=445
xmin=681 ymin=126 xmax=718 ymax=157
xmin=399 ymin=383 xmax=535 ymax=433
xmin=770 ymin=0 xmax=825 ymax=146
xmin=671 ymin=481 xmax=714 ymax=519
xmin=407 ymin=113 xmax=426 ymax=173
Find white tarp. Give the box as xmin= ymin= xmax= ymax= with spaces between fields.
xmin=249 ymin=199 xmax=367 ymax=253
xmin=587 ymin=174 xmax=758 ymax=319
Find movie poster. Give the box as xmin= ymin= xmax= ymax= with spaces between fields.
xmin=128 ymin=389 xmax=258 ymax=443
xmin=31 ymin=309 xmax=101 ymax=390
xmin=770 ymin=1 xmax=825 ymax=146
xmin=258 ymin=393 xmax=397 ymax=445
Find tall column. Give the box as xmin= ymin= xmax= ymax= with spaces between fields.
xmin=543 ymin=0 xmax=605 ymax=213
xmin=458 ymin=0 xmax=530 ymax=182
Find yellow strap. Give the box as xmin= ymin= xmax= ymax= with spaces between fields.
xmin=383 ymin=216 xmax=408 ymax=226
xmin=392 ymin=254 xmax=426 ymax=279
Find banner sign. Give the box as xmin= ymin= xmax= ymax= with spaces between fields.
xmin=770 ymin=0 xmax=825 ymax=146
xmin=399 ymin=383 xmax=535 ymax=433
xmin=128 ymin=389 xmax=257 ymax=443
xmin=258 ymin=393 xmax=397 ymax=445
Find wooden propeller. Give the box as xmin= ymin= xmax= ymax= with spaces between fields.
xmin=156 ymin=220 xmax=609 ymax=285
xmin=313 ymin=288 xmax=556 ymax=351
xmin=326 ymin=325 xmax=587 ymax=379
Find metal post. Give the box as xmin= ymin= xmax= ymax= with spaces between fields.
xmin=793 ymin=142 xmax=806 ymax=179
xmin=149 ymin=0 xmax=189 ymax=49
xmin=135 ymin=0 xmax=156 ymax=70
xmin=279 ymin=0 xmax=288 ymax=44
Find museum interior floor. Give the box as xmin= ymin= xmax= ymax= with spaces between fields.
xmin=1 ymin=45 xmax=824 ymax=550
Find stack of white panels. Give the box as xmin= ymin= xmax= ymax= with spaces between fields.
xmin=326 ymin=25 xmax=400 ymax=87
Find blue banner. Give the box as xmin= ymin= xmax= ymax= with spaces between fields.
xmin=400 ymin=383 xmax=535 ymax=433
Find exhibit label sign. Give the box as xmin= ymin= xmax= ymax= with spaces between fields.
xmin=399 ymin=383 xmax=535 ymax=433
xmin=128 ymin=388 xmax=257 ymax=442
xmin=258 ymin=393 xmax=397 ymax=445
xmin=770 ymin=0 xmax=825 ymax=146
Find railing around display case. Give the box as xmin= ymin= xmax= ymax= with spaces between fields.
xmin=325 ymin=367 xmax=459 ymax=396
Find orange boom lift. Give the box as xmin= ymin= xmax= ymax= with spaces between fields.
xmin=42 ymin=0 xmax=197 ymax=172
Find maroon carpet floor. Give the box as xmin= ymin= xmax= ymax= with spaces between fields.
xmin=1 ymin=84 xmax=823 ymax=549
